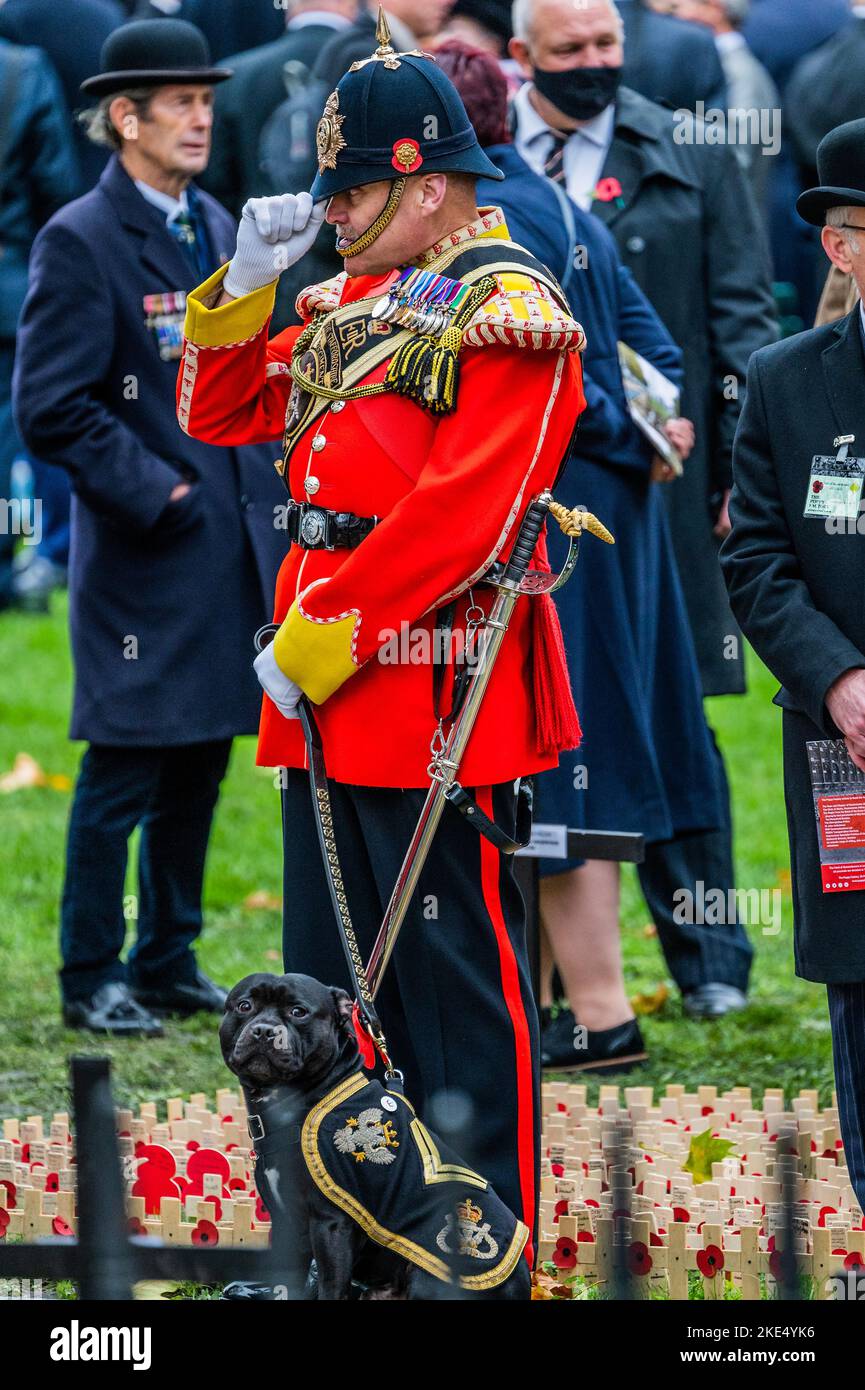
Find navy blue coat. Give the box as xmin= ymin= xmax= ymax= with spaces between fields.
xmin=479 ymin=147 xmax=723 ymax=862
xmin=0 ymin=40 xmax=78 ymax=337
xmin=14 ymin=156 xmax=287 ymax=746
xmin=0 ymin=0 xmax=124 ymax=193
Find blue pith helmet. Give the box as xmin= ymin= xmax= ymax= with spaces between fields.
xmin=310 ymin=7 xmax=505 ymax=204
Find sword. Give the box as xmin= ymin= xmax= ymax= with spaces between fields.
xmin=258 ymin=494 xmax=612 ymax=1066
xmin=364 ymin=492 xmax=613 ymax=999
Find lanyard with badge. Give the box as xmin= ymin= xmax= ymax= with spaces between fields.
xmin=803 ymin=434 xmax=865 ymax=520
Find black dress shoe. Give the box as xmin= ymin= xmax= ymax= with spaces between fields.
xmin=130 ymin=969 xmax=228 ymax=1017
xmin=542 ymin=1007 xmax=648 ymax=1074
xmin=682 ymin=983 xmax=747 ymax=1019
xmin=62 ymin=982 xmax=164 ymax=1037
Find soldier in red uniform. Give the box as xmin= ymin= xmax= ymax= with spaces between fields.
xmin=178 ymin=12 xmax=586 ymax=1272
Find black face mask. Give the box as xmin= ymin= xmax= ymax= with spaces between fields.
xmin=532 ymin=64 xmax=622 ymax=122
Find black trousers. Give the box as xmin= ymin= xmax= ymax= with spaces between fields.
xmin=59 ymin=741 xmax=232 ymax=1002
xmin=281 ymin=769 xmax=540 ymax=1257
xmin=827 ymin=983 xmax=865 ymax=1217
xmin=637 ymin=730 xmax=754 ymax=992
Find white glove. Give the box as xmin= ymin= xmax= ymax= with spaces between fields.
xmin=254 ymin=643 xmax=303 ymax=721
xmin=223 ymin=193 xmax=326 ymax=299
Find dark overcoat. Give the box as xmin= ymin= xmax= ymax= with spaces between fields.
xmin=478 ymin=146 xmax=723 ymax=862
xmin=14 ymin=155 xmax=287 ymax=746
xmin=721 ymin=309 xmax=865 ymax=983
xmin=592 ymin=87 xmax=778 ymax=697
xmin=619 ymin=0 xmax=726 ymax=112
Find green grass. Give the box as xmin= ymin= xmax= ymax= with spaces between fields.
xmin=0 ymin=594 xmax=833 ymax=1120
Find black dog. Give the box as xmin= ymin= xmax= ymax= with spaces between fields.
xmin=219 ymin=972 xmax=531 ymax=1300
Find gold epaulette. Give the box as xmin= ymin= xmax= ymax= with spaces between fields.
xmin=462 ymin=272 xmax=586 ymax=352
xmin=295 ymin=273 xmax=348 ymax=322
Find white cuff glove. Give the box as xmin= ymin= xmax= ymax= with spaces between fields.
xmin=254 ymin=643 xmax=303 ymax=721
xmin=223 ymin=193 xmax=327 ymax=299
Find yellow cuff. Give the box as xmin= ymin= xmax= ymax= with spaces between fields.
xmin=183 ymin=265 xmax=277 ymax=348
xmin=272 ymin=600 xmax=358 ymax=704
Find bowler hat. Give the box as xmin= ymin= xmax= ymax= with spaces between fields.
xmin=80 ymin=19 xmax=231 ymax=98
xmin=797 ymin=118 xmax=865 ymax=226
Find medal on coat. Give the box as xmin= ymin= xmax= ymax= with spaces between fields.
xmin=143 ymin=290 xmax=187 ymax=361
xmin=372 ymin=266 xmax=475 ymax=337
xmin=803 ymin=436 xmax=865 ymax=521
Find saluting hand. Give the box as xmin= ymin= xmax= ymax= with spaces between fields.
xmin=222 ymin=193 xmax=326 ymax=301
xmin=826 ymin=668 xmax=865 ymax=772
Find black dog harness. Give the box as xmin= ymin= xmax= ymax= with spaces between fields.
xmin=252 ymin=1070 xmax=529 ymax=1291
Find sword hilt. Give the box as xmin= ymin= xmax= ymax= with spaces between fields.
xmin=501 ymin=490 xmax=552 ymax=587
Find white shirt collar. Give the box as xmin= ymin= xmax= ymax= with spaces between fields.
xmin=859 ymin=298 xmax=865 ymax=339
xmin=716 ymin=31 xmax=746 ymax=57
xmin=853 ymin=5 xmax=865 ymax=18
xmin=512 ymin=80 xmax=615 ymax=150
xmin=288 ymin=11 xmax=353 ymax=29
xmin=134 ymin=179 xmax=189 ymax=223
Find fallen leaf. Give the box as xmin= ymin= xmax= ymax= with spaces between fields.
xmin=264 ymin=949 xmax=280 ymax=962
xmin=683 ymin=1127 xmax=737 ymax=1184
xmin=630 ymin=983 xmax=669 ymax=1016
xmin=0 ymin=753 xmax=71 ymax=793
xmin=132 ymin=1280 xmax=181 ymax=1300
xmin=776 ymin=868 xmax=792 ymax=894
xmin=642 ymin=922 xmax=657 ymax=938
xmin=243 ymin=891 xmax=282 ymax=911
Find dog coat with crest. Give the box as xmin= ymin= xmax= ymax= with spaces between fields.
xmin=291 ymin=1071 xmax=529 ymax=1289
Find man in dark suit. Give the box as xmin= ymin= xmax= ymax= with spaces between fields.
xmin=202 ymin=0 xmax=358 ymax=220
xmin=511 ymin=0 xmax=777 ymax=1017
xmin=13 ymin=21 xmax=287 ymax=1036
xmin=722 ymin=120 xmax=865 ymax=1213
xmin=616 ymin=0 xmax=726 ymax=111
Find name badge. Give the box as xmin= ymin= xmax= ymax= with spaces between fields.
xmin=803 ymin=453 xmax=865 ymax=519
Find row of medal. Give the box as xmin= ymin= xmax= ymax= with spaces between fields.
xmin=371 ymin=265 xmax=474 ymax=336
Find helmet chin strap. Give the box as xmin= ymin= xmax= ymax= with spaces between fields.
xmin=336 ymin=177 xmax=407 ymax=259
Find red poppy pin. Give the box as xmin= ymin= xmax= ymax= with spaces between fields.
xmin=593 ymin=177 xmax=623 ymax=203
xmin=392 ymin=138 xmax=423 ymax=174
xmin=627 ymin=1240 xmax=652 ymax=1276
xmin=552 ymin=1236 xmax=577 ymax=1269
xmin=697 ymin=1244 xmax=724 ymax=1278
xmin=191 ymin=1218 xmax=219 ymax=1247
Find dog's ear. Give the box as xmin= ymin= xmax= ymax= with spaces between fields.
xmin=331 ymin=988 xmax=354 ymax=1031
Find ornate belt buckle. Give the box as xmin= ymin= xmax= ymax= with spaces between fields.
xmin=300 ymin=507 xmax=328 ymax=548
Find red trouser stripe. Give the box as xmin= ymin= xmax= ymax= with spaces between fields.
xmin=477 ymin=786 xmax=536 ymax=1267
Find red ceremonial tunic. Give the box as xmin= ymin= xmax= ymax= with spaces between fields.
xmin=178 ymin=212 xmax=586 ymax=788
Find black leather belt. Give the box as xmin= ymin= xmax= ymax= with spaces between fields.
xmin=287 ymin=501 xmax=379 ymax=550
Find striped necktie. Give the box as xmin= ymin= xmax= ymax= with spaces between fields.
xmin=544 ymin=130 xmax=569 ymax=184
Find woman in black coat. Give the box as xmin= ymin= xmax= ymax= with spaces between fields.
xmin=438 ymin=41 xmax=723 ymax=1070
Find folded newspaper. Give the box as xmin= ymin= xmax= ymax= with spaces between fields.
xmin=617 ymin=341 xmax=683 ymax=476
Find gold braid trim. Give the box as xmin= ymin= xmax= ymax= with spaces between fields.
xmin=337 ymin=177 xmax=407 ymax=259
xmin=383 ymin=273 xmax=498 ymax=415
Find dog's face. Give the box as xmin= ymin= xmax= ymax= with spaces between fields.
xmin=220 ymin=972 xmax=355 ymax=1089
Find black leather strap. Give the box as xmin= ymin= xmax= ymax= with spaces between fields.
xmin=444 ymin=778 xmax=534 ymax=855
xmin=287 ymin=501 xmax=379 ymax=550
